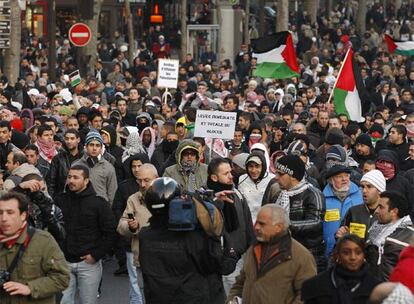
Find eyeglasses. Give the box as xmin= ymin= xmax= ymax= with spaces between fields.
xmin=182 ymin=150 xmax=197 ymax=157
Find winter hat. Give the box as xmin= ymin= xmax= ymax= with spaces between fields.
xmin=85 ymin=130 xmax=104 ymax=146
xmin=274 ymin=155 xmax=305 ymax=181
xmin=369 ymin=123 xmax=384 ymax=139
xmin=360 ymin=169 xmax=386 ymax=192
xmin=325 ymin=128 xmax=344 ymax=146
xmin=246 ymin=155 xmax=262 ymax=166
xmin=326 ymin=144 xmax=347 ymax=162
xmin=355 ymin=133 xmax=373 ymax=149
xmin=286 ymin=140 xmax=306 ymax=156
xmin=59 ymin=105 xmax=73 ymax=117
xmin=325 ymin=165 xmax=351 ymax=180
xmin=232 ymin=153 xmax=249 ymax=170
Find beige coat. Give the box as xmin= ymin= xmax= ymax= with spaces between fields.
xmin=117 ymin=191 xmax=152 ymax=266
xmin=226 ymin=236 xmax=317 ymax=304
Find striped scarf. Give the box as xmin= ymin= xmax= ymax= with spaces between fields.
xmin=275 ymin=180 xmax=309 ymax=214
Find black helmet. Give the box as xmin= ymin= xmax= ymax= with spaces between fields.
xmin=145 ymin=177 xmax=181 ymax=215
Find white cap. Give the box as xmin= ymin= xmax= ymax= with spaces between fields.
xmin=361 ymin=169 xmax=386 ymax=192
xmin=120 ymin=45 xmax=128 ymax=52
xmin=27 ymin=88 xmax=40 ymax=96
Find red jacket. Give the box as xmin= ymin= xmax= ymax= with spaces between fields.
xmin=389 ymin=245 xmax=414 ymax=294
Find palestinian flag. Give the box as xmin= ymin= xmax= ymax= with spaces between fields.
xmin=384 ymin=34 xmax=414 ymax=56
xmin=251 ymin=31 xmax=299 ymax=79
xmin=332 ymin=48 xmax=365 ymax=123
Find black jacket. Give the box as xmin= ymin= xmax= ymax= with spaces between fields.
xmin=307 ymin=119 xmax=328 ymax=149
xmin=139 ymin=216 xmax=230 ymax=304
xmin=56 ymin=182 xmax=117 ymax=263
xmin=102 ymin=125 xmax=125 ymax=181
xmin=302 ymin=264 xmax=381 ymax=304
xmin=46 ymin=146 xmax=82 ymax=199
xmin=341 ymin=204 xmax=378 ymax=240
xmin=366 ymin=225 xmax=414 ymax=281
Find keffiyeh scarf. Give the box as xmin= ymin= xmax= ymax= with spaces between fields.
xmin=275 ymin=180 xmax=309 ymax=214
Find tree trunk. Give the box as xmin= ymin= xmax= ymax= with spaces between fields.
xmin=325 ymin=0 xmax=332 ymax=18
xmin=80 ymin=0 xmax=103 ymax=76
xmin=180 ymin=0 xmax=187 ymax=62
xmin=356 ymin=0 xmax=367 ymax=35
xmin=47 ymin=0 xmax=56 ymax=81
xmin=4 ymin=0 xmax=21 ymax=85
xmin=276 ymin=0 xmax=289 ymax=32
xmin=394 ymin=0 xmax=402 ymax=15
xmin=304 ymin=0 xmax=317 ymax=25
xmin=124 ymin=0 xmax=135 ymax=65
xmin=243 ymin=0 xmax=250 ymax=44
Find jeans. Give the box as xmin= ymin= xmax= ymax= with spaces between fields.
xmin=126 ymin=252 xmax=143 ymax=304
xmin=61 ymin=260 xmax=102 ymax=304
xmin=222 ymin=256 xmax=244 ymax=296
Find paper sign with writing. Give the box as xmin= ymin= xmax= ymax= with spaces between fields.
xmin=157 ymin=59 xmax=179 ymax=88
xmin=194 ymin=110 xmax=237 ymax=140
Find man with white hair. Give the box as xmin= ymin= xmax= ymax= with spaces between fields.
xmin=226 ymin=205 xmax=316 ymax=304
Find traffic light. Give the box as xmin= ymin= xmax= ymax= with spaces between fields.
xmin=150 ymin=4 xmax=163 ymax=24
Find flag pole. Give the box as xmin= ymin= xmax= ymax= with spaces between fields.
xmin=327 ymin=47 xmax=352 ymax=104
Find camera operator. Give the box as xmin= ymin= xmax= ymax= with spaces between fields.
xmin=0 ymin=191 xmax=69 ymax=303
xmin=13 ymin=173 xmax=65 ymax=245
xmin=139 ymin=177 xmax=237 ymax=304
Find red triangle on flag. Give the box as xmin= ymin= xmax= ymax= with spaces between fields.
xmin=281 ymin=33 xmax=299 ymax=73
xmin=335 ymin=48 xmax=356 ymax=92
xmin=384 ymin=34 xmax=397 ymax=54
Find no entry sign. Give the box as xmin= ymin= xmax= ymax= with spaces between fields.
xmin=68 ymin=23 xmax=91 ymax=47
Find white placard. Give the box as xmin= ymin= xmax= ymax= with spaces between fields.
xmin=157 ymin=59 xmax=179 ymax=89
xmin=194 ymin=110 xmax=237 ymax=139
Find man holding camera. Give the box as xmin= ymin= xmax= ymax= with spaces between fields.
xmin=0 ymin=191 xmax=70 ymax=303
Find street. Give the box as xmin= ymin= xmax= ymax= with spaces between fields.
xmin=99 ymin=258 xmax=130 ymax=304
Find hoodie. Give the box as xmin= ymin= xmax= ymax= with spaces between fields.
xmin=101 ymin=125 xmax=125 ymax=181
xmin=163 ymin=139 xmax=208 ymax=192
xmin=238 ymin=151 xmax=275 ymax=221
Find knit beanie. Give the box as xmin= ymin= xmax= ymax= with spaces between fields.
xmin=325 ymin=128 xmax=344 ymax=146
xmin=326 ymin=144 xmax=347 ymax=162
xmin=360 ymin=169 xmax=386 ymax=192
xmin=286 ymin=140 xmax=306 ymax=156
xmin=232 ymin=153 xmax=249 ymax=170
xmin=85 ymin=130 xmax=103 ymax=146
xmin=355 ymin=133 xmax=373 ymax=149
xmin=274 ymin=155 xmax=305 ymax=181
xmin=59 ymin=105 xmax=73 ymax=117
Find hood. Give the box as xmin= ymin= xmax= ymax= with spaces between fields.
xmin=246 ymin=151 xmax=267 ymax=181
xmin=250 ymin=142 xmax=270 ymax=172
xmin=12 ymin=163 xmax=41 ymax=177
xmin=175 ymin=139 xmax=200 ymax=165
xmin=376 ymin=149 xmax=399 ymax=170
xmin=122 ymin=152 xmax=150 ymax=178
xmin=76 ymin=106 xmax=90 ymax=118
xmin=101 ymin=125 xmax=117 ymax=148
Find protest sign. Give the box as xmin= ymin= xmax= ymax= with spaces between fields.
xmin=194 ymin=110 xmax=237 ymax=140
xmin=157 ymin=59 xmax=179 ymax=89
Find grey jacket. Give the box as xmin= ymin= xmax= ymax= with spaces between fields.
xmin=74 ymin=154 xmax=118 ymax=205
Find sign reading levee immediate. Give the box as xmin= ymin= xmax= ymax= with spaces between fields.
xmin=157 ymin=59 xmax=179 ymax=88
xmin=194 ymin=110 xmax=237 ymax=139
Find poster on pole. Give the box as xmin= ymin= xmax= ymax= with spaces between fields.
xmin=157 ymin=59 xmax=179 ymax=89
xmin=194 ymin=110 xmax=237 ymax=140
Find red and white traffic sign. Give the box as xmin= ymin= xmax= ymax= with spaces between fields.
xmin=68 ymin=23 xmax=91 ymax=47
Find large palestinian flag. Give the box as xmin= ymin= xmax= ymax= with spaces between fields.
xmin=251 ymin=31 xmax=299 ymax=79
xmin=384 ymin=34 xmax=414 ymax=56
xmin=332 ymin=48 xmax=365 ymax=123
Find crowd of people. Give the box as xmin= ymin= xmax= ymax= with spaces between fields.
xmin=1 ymin=1 xmax=414 ymax=304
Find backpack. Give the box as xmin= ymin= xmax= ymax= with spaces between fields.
xmin=168 ymin=195 xmax=224 ymax=237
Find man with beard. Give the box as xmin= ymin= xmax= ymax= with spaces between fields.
xmin=116 ymin=98 xmax=136 ymax=126
xmin=352 ymin=133 xmax=376 ymax=166
xmin=207 ymin=157 xmax=254 ymax=295
xmin=307 ymin=110 xmax=329 ymax=148
xmin=271 ymin=155 xmax=326 ymax=271
xmin=57 ymin=164 xmax=116 ymax=304
xmin=366 ymin=191 xmax=414 ymax=281
xmin=322 ymin=164 xmax=363 ymax=256
xmin=163 ymin=139 xmax=208 ymax=192
xmin=151 ymin=131 xmax=179 ymax=176
xmin=0 ymin=120 xmax=20 ymax=170
xmin=47 ymin=129 xmax=82 ymax=199
xmin=336 ymin=170 xmax=386 ymax=241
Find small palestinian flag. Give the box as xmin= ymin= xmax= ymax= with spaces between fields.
xmin=251 ymin=31 xmax=299 ymax=79
xmin=384 ymin=34 xmax=414 ymax=56
xmin=332 ymin=48 xmax=365 ymax=123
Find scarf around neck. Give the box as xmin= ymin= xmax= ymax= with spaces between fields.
xmin=275 ymin=180 xmax=309 ymax=214
xmin=0 ymin=220 xmax=28 ymax=249
xmin=37 ymin=138 xmax=57 ymax=161
xmin=332 ymin=263 xmax=368 ymax=304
